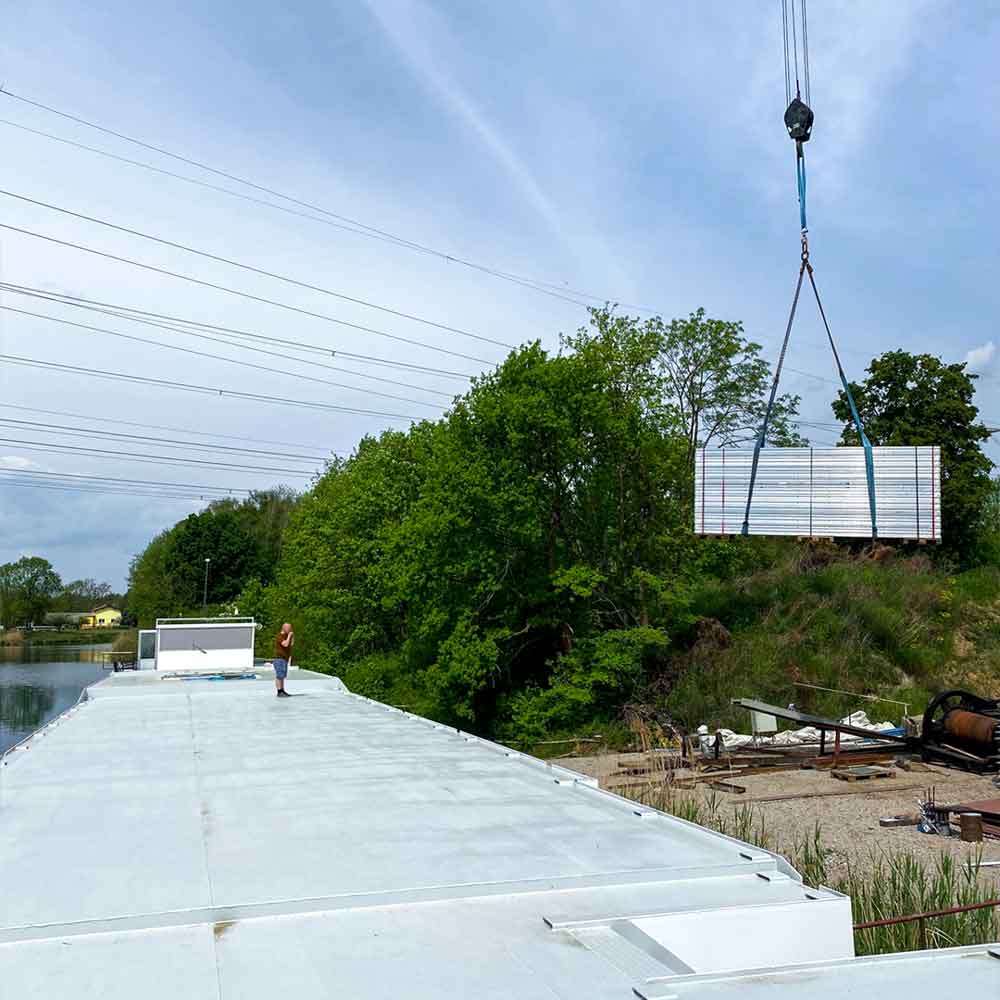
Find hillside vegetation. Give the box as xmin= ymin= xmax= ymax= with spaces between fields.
xmin=121 ymin=306 xmax=999 ymax=746
xmin=663 ymin=546 xmax=1000 ymax=732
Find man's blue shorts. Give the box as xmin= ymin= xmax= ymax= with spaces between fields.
xmin=273 ymin=657 xmax=289 ymax=680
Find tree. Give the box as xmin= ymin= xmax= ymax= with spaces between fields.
xmin=0 ymin=556 xmax=62 ymax=626
xmin=53 ymin=578 xmax=115 ymax=613
xmin=0 ymin=562 xmax=17 ymax=629
xmin=832 ymin=351 xmax=992 ymax=558
xmin=269 ymin=307 xmax=771 ymax=734
xmin=126 ymin=490 xmax=299 ymax=627
xmin=656 ymin=307 xmax=804 ymax=471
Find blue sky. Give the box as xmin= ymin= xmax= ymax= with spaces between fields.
xmin=1 ymin=0 xmax=998 ymax=588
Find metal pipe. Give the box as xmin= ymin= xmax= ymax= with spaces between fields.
xmin=853 ymin=897 xmax=1000 ymax=931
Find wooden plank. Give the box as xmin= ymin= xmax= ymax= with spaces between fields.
xmin=707 ymin=779 xmax=747 ymax=795
xmin=831 ymin=766 xmax=895 ymax=782
xmin=750 ymin=782 xmax=922 ymax=804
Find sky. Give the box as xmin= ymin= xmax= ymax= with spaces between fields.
xmin=1 ymin=0 xmax=998 ymax=589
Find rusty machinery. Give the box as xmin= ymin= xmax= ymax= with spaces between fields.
xmin=920 ymin=690 xmax=1000 ymax=772
xmin=733 ymin=691 xmax=1000 ymax=773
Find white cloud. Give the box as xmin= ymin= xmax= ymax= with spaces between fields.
xmin=965 ymin=341 xmax=996 ymax=370
xmin=362 ymin=0 xmax=571 ymax=250
xmin=0 ymin=455 xmax=36 ymax=470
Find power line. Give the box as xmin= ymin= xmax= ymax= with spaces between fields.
xmin=0 ymin=354 xmax=421 ymax=420
xmin=0 ymin=222 xmax=499 ymax=366
xmin=0 ymin=477 xmax=225 ymax=503
xmin=0 ymin=116 xmax=600 ymax=312
xmin=0 ymin=282 xmax=464 ymax=394
xmin=0 ymin=417 xmax=327 ymax=462
xmin=0 ymin=187 xmax=515 ymax=351
xmin=0 ymin=89 xmax=650 ymax=311
xmin=0 ymin=401 xmax=347 ymax=454
xmin=0 ymin=303 xmax=445 ymax=410
xmin=0 ymin=437 xmax=316 ymax=476
xmin=0 ymin=466 xmax=257 ymax=494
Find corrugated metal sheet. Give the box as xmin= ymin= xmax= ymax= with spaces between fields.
xmin=694 ymin=447 xmax=941 ymax=540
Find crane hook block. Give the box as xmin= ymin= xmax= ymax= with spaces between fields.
xmin=784 ymin=97 xmax=814 ymax=142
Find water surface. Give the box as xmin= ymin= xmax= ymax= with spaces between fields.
xmin=0 ymin=644 xmax=109 ymax=753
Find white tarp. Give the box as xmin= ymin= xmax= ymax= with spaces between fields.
xmin=697 ymin=711 xmax=895 ymax=751
xmin=694 ymin=446 xmax=941 ymax=540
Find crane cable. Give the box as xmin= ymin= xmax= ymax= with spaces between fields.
xmin=742 ymin=0 xmax=878 ymax=539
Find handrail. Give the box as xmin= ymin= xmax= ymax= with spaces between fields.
xmin=853 ymin=897 xmax=1000 ymax=950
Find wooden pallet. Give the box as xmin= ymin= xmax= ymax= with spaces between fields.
xmin=831 ymin=766 xmax=895 ymax=782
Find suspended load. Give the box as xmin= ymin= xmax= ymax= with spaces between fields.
xmin=694 ymin=446 xmax=941 ymax=540
xmin=691 ymin=0 xmax=942 ymax=543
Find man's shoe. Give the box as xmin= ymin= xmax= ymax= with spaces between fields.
xmin=277 ymin=689 xmax=291 ymax=697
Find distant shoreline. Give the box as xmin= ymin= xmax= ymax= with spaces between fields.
xmin=0 ymin=629 xmax=122 ymax=648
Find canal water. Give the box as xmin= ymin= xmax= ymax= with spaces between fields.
xmin=0 ymin=644 xmax=109 ymax=754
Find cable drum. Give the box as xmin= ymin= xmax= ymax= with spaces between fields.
xmin=942 ymin=710 xmax=1000 ymax=754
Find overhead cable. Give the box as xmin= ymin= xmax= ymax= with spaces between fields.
xmin=0 ymin=437 xmax=316 ymax=476
xmin=0 ymin=303 xmax=443 ymax=410
xmin=0 ymin=222 xmax=498 ymax=366
xmin=0 ymin=282 xmax=464 ymax=393
xmin=0 ymin=477 xmax=225 ymax=503
xmin=0 ymin=417 xmax=327 ymax=462
xmin=0 ymin=188 xmax=514 ymax=350
xmin=0 ymin=401 xmax=346 ymax=454
xmin=0 ymin=354 xmax=421 ymax=421
xmin=0 ymin=89 xmax=652 ymax=311
xmin=0 ymin=466 xmax=255 ymax=494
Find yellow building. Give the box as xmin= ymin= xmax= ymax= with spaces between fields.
xmin=82 ymin=605 xmax=122 ymax=629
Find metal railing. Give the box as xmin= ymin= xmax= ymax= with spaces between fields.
xmin=853 ymin=898 xmax=1000 ymax=949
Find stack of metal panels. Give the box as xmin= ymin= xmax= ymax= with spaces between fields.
xmin=694 ymin=446 xmax=940 ymax=540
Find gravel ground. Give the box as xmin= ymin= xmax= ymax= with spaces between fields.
xmin=555 ymin=750 xmax=1000 ymax=881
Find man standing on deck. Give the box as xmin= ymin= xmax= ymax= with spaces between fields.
xmin=274 ymin=622 xmax=293 ymax=697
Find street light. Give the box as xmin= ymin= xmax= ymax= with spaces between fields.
xmin=202 ymin=558 xmax=211 ymax=615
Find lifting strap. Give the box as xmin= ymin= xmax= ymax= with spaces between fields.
xmin=741 ymin=0 xmax=876 ymax=537
xmin=741 ymin=240 xmax=878 ymax=539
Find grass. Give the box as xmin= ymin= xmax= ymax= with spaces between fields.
xmin=661 ymin=549 xmax=1000 ymax=731
xmin=628 ymin=779 xmax=999 ymax=956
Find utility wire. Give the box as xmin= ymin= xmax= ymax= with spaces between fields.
xmin=0 ymin=466 xmax=255 ymax=494
xmin=0 ymin=401 xmax=347 ymax=455
xmin=0 ymin=303 xmax=444 ymax=410
xmin=0 ymin=89 xmax=650 ymax=312
xmin=0 ymin=354 xmax=421 ymax=421
xmin=0 ymin=437 xmax=316 ymax=475
xmin=0 ymin=417 xmax=327 ymax=461
xmin=0 ymin=222 xmax=498 ymax=366
xmin=0 ymin=282 xmax=473 ymax=382
xmin=0 ymin=188 xmax=514 ymax=350
xmin=0 ymin=282 xmax=463 ymax=394
xmin=0 ymin=116 xmax=599 ymax=311
xmin=1 ymin=481 xmax=201 ymax=502
xmin=0 ymin=477 xmax=228 ymax=503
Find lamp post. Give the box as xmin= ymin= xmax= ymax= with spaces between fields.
xmin=202 ymin=558 xmax=211 ymax=615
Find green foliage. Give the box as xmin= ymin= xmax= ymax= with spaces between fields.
xmin=504 ymin=627 xmax=675 ymax=743
xmin=51 ymin=578 xmax=116 ymax=613
xmin=661 ymin=547 xmax=1000 ymax=731
xmin=657 ymin=307 xmax=805 ymax=470
xmin=0 ymin=556 xmax=62 ymax=627
xmin=267 ymin=306 xmax=782 ymax=737
xmin=832 ymin=351 xmax=993 ymax=560
xmin=126 ymin=489 xmax=297 ymax=627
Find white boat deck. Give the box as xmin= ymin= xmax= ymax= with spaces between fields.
xmin=1 ymin=670 xmax=997 ymax=998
